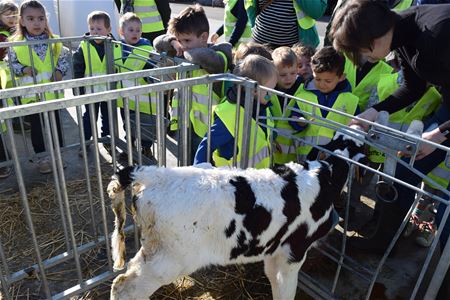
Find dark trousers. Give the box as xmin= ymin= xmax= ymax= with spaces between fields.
xmin=0 ymin=133 xmax=8 ymax=161
xmin=26 ymin=112 xmax=63 ymax=154
xmin=82 ymin=102 xmax=110 ymax=141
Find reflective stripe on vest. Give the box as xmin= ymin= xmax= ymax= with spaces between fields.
xmin=293 ymin=0 xmax=315 ymax=30
xmin=81 ymin=40 xmax=109 ymax=93
xmin=224 ymin=0 xmax=253 ymax=48
xmin=115 ymin=43 xmax=157 ymax=114
xmin=213 ymin=100 xmax=270 ymax=169
xmin=13 ymin=35 xmax=62 ymax=103
xmin=344 ymin=57 xmax=393 ymax=111
xmin=133 ymin=0 xmax=164 ymax=33
xmin=293 ymin=87 xmax=359 ymax=160
xmin=425 ymin=161 xmax=450 ymax=190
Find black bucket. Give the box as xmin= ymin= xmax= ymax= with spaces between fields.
xmin=375 ymin=181 xmax=398 ymax=203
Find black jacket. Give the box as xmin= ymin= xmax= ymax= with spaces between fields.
xmin=373 ymin=5 xmax=450 ymax=114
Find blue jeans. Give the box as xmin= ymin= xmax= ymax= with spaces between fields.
xmin=120 ymin=109 xmax=158 ymax=148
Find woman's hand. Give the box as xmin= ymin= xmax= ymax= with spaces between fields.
xmin=349 ymin=108 xmax=379 ymax=131
xmin=401 ymin=127 xmax=448 ymax=160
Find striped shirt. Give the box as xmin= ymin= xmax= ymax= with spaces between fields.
xmin=252 ymin=0 xmax=299 ymax=47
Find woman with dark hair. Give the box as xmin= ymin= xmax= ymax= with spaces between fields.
xmin=330 ymin=1 xmax=450 ymax=298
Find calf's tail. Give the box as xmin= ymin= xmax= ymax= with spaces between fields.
xmin=107 ymin=166 xmax=138 ymax=270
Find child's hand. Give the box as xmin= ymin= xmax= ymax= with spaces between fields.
xmin=170 ymin=40 xmax=184 ymax=57
xmin=22 ymin=66 xmax=36 ymax=76
xmin=297 ymin=116 xmax=309 ymax=127
xmin=52 ymin=70 xmax=63 ymax=82
xmin=210 ymin=33 xmax=219 ymax=44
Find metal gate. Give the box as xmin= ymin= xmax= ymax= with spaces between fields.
xmin=0 ymin=36 xmax=449 ymax=299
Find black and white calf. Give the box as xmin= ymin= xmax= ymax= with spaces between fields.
xmin=107 ymin=129 xmax=366 ymax=300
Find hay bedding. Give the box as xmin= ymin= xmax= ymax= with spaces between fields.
xmin=0 ymin=165 xmax=325 ymax=300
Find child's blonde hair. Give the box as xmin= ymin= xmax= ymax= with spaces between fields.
xmin=87 ymin=10 xmax=111 ymax=29
xmin=272 ymin=46 xmax=297 ymax=68
xmin=292 ymin=43 xmax=315 ymax=61
xmin=12 ymin=0 xmax=52 ymax=40
xmin=234 ymin=54 xmax=277 ymax=86
xmin=119 ymin=12 xmax=141 ymax=29
xmin=234 ymin=42 xmax=272 ymax=64
xmin=0 ymin=0 xmax=18 ymax=31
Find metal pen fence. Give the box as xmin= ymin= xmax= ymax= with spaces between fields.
xmin=0 ymin=36 xmax=449 ymax=299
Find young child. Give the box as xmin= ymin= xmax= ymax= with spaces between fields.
xmin=289 ymin=46 xmax=359 ymax=161
xmin=154 ymin=4 xmax=232 ymax=163
xmin=0 ymin=0 xmax=18 ymax=179
xmin=210 ymin=0 xmax=252 ymax=49
xmin=291 ymin=43 xmax=315 ymax=81
xmin=8 ymin=0 xmax=68 ymax=174
xmin=233 ymin=41 xmax=272 ymax=64
xmin=194 ymin=54 xmax=277 ymax=168
xmin=271 ymin=46 xmax=304 ymax=164
xmin=116 ymin=12 xmax=158 ymax=159
xmin=73 ymin=11 xmax=113 ymax=155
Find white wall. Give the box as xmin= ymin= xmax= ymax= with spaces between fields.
xmin=15 ymin=0 xmax=120 ymax=38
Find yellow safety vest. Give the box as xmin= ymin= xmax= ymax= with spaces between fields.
xmin=292 ymin=85 xmax=359 ymax=160
xmin=132 ymin=0 xmax=164 ymax=33
xmin=224 ymin=0 xmax=253 ymax=48
xmin=344 ymin=57 xmax=393 ymax=111
xmin=213 ymin=99 xmax=271 ymax=169
xmin=170 ymin=51 xmax=228 ymax=137
xmin=12 ymin=35 xmax=62 ymax=104
xmin=393 ymin=0 xmax=413 ymax=11
xmin=81 ymin=40 xmax=120 ymax=93
xmin=114 ymin=43 xmax=158 ymax=115
xmin=272 ymin=86 xmax=304 ymax=164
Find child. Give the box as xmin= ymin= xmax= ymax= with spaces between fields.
xmin=0 ymin=0 xmax=18 ymax=178
xmin=291 ymin=43 xmax=315 ymax=81
xmin=154 ymin=4 xmax=232 ymax=163
xmin=289 ymin=46 xmax=359 ymax=161
xmin=73 ymin=11 xmax=113 ymax=155
xmin=194 ymin=54 xmax=277 ymax=168
xmin=233 ymin=41 xmax=272 ymax=64
xmin=8 ymin=0 xmax=68 ymax=174
xmin=271 ymin=46 xmax=304 ymax=164
xmin=116 ymin=12 xmax=159 ymax=159
xmin=210 ymin=0 xmax=252 ymax=49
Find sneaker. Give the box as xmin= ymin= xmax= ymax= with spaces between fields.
xmin=404 ymin=214 xmax=420 ymax=237
xmin=415 ymin=221 xmax=435 ymax=247
xmin=0 ymin=166 xmax=12 ymax=179
xmin=103 ymin=143 xmax=112 ymax=154
xmin=38 ymin=157 xmax=52 ymax=174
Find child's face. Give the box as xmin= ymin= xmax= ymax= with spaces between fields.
xmin=313 ymin=71 xmax=345 ymax=94
xmin=258 ymin=74 xmax=278 ymax=105
xmin=276 ymin=63 xmax=297 ymax=90
xmin=121 ymin=21 xmax=142 ymax=45
xmin=298 ymin=56 xmax=312 ymax=79
xmin=1 ymin=10 xmax=18 ymax=29
xmin=89 ymin=19 xmax=111 ymax=44
xmin=20 ymin=7 xmax=46 ymax=36
xmin=175 ymin=31 xmax=208 ymax=51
